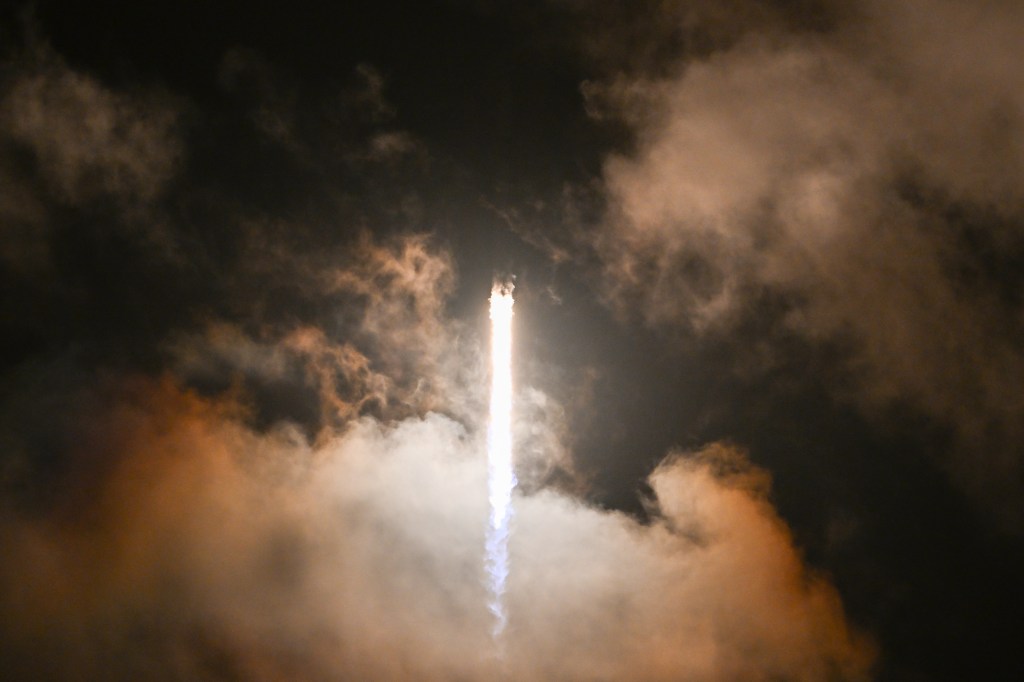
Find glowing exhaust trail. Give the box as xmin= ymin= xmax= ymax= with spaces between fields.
xmin=486 ymin=281 xmax=516 ymax=641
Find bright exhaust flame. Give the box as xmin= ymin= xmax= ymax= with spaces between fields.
xmin=486 ymin=281 xmax=516 ymax=641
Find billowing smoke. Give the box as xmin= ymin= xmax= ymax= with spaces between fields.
xmin=0 ymin=219 xmax=874 ymax=677
xmin=0 ymin=24 xmax=877 ymax=682
xmin=584 ymin=0 xmax=1024 ymax=527
xmin=0 ymin=377 xmax=873 ymax=680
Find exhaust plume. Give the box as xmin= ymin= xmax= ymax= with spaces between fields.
xmin=486 ymin=281 xmax=516 ymax=642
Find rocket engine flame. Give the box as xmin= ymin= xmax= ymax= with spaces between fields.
xmin=486 ymin=281 xmax=516 ymax=642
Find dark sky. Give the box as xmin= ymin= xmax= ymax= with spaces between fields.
xmin=1 ymin=1 xmax=1022 ymax=680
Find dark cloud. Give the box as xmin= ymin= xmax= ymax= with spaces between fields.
xmin=2 ymin=51 xmax=181 ymax=206
xmin=218 ymin=47 xmax=301 ymax=151
xmin=0 ymin=44 xmax=181 ymax=276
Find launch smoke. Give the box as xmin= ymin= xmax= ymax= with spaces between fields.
xmin=486 ymin=281 xmax=516 ymax=642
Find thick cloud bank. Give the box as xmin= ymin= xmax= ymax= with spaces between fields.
xmin=590 ymin=0 xmax=1024 ymax=526
xmin=0 ymin=379 xmax=872 ymax=681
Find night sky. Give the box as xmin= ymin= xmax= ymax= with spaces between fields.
xmin=1 ymin=1 xmax=1022 ymax=680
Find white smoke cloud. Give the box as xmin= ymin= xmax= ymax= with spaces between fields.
xmin=0 ymin=379 xmax=873 ymax=681
xmin=587 ymin=0 xmax=1024 ymax=526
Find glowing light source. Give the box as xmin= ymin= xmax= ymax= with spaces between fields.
xmin=486 ymin=281 xmax=516 ymax=641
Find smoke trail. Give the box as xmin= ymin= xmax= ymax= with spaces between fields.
xmin=486 ymin=281 xmax=516 ymax=642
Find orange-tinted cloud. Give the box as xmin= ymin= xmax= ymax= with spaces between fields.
xmin=0 ymin=378 xmax=873 ymax=680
